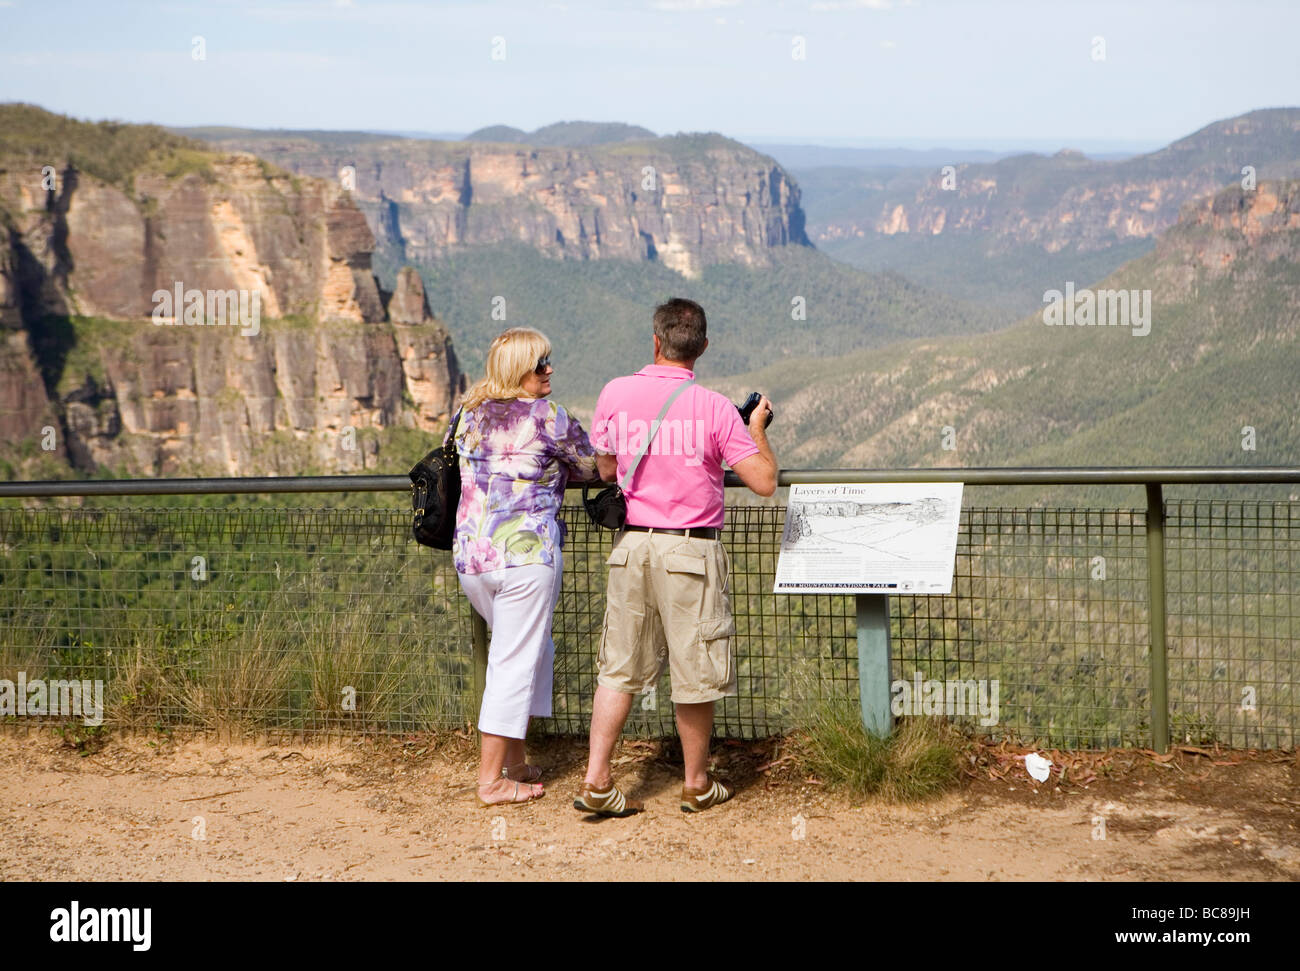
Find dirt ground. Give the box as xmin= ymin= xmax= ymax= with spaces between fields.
xmin=1 ymin=730 xmax=1297 ymax=881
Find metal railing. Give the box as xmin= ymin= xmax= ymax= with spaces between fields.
xmin=1 ymin=467 xmax=1297 ymax=749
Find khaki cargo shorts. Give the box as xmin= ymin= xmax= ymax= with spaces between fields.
xmin=597 ymin=530 xmax=738 ymax=704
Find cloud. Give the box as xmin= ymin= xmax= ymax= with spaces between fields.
xmin=650 ymin=0 xmax=742 ymax=10
xmin=810 ymin=0 xmax=891 ymax=11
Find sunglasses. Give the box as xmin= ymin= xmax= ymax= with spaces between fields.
xmin=534 ymin=356 xmax=552 ymax=375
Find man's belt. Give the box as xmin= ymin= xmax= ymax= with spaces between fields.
xmin=622 ymin=524 xmax=720 ymax=540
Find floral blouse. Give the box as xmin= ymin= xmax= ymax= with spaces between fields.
xmin=450 ymin=397 xmax=598 ymax=575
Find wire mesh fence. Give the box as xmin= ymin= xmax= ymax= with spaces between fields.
xmin=1165 ymin=500 xmax=1300 ymax=749
xmin=894 ymin=508 xmax=1153 ymax=748
xmin=0 ymin=491 xmax=1297 ymax=747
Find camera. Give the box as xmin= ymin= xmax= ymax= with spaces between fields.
xmin=737 ymin=392 xmax=774 ymax=428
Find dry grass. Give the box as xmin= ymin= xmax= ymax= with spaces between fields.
xmin=797 ymin=697 xmax=966 ymax=802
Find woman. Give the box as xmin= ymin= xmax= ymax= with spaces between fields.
xmin=451 ymin=327 xmax=598 ymax=806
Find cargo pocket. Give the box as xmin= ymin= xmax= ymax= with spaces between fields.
xmin=665 ymin=551 xmax=706 ymax=617
xmin=664 ymin=552 xmax=705 ymax=575
xmin=697 ymin=615 xmax=736 ymax=691
xmin=599 ymin=545 xmax=631 ymax=669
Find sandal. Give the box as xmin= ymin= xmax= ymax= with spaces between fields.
xmin=573 ymin=780 xmax=644 ymax=818
xmin=680 ymin=775 xmax=733 ymax=813
xmin=477 ymin=777 xmax=545 ymax=808
xmin=502 ymin=762 xmax=543 ymax=783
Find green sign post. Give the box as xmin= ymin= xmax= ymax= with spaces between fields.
xmin=856 ymin=594 xmax=893 ymax=737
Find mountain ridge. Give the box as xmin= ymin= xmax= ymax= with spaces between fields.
xmin=465 ymin=120 xmax=658 ymax=146
xmin=711 ymin=179 xmax=1300 ymax=492
xmin=179 ymin=125 xmax=811 ymax=279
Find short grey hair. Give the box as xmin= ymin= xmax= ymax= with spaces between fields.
xmin=653 ymin=298 xmax=707 ymax=362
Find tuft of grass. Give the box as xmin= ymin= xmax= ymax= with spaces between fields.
xmin=799 ymin=697 xmax=965 ymax=802
xmin=161 ymin=634 xmax=295 ymax=735
xmin=298 ymin=599 xmax=416 ymax=732
xmin=105 ymin=638 xmax=171 ymax=730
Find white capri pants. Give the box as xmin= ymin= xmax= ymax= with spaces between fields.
xmin=457 ymin=553 xmax=563 ymax=739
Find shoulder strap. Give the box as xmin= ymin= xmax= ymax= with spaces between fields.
xmin=444 ymin=408 xmax=463 ymax=455
xmin=618 ymin=379 xmax=694 ymax=491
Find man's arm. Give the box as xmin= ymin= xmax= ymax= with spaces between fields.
xmin=730 ymin=396 xmax=778 ymax=497
xmin=589 ymin=386 xmax=620 ymax=484
xmin=596 ymin=453 xmax=618 ymax=483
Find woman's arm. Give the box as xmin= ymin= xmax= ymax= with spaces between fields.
xmin=551 ymin=405 xmax=601 ymax=483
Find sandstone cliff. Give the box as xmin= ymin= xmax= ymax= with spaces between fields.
xmin=0 ymin=105 xmax=464 ymax=477
xmin=186 ymin=130 xmax=811 ymax=279
xmin=1165 ymin=179 xmax=1300 ymax=273
xmin=809 ymin=109 xmax=1300 ymax=254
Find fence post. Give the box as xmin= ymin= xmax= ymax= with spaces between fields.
xmin=1144 ymin=483 xmax=1170 ymax=753
xmin=471 ymin=608 xmax=489 ymax=725
xmin=856 ymin=594 xmax=893 ymax=737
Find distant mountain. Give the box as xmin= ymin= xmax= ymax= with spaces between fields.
xmin=463 ymin=124 xmax=527 ymax=142
xmin=185 ymin=127 xmax=808 ymax=280
xmin=799 ymin=109 xmax=1300 ymax=316
xmin=712 ymin=179 xmax=1300 ymax=499
xmin=170 ymin=119 xmax=1013 ymax=406
xmin=808 ymin=110 xmax=1300 ymax=250
xmin=465 ymin=121 xmax=657 ymax=146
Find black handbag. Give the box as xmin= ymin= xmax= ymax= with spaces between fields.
xmin=409 ymin=409 xmax=463 ymax=549
xmin=583 ymin=481 xmax=627 ymax=530
xmin=583 ymin=379 xmax=694 ymax=530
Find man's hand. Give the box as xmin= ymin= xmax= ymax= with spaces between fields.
xmin=732 ymin=395 xmax=778 ymax=497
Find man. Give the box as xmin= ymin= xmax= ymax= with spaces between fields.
xmin=576 ymin=298 xmax=777 ymax=816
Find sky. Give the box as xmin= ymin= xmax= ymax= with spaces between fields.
xmin=1 ymin=0 xmax=1297 ymax=152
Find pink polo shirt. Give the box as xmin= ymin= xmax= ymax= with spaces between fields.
xmin=590 ymin=365 xmax=759 ymax=529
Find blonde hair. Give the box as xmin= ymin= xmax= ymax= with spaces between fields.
xmin=461 ymin=327 xmax=553 ymax=412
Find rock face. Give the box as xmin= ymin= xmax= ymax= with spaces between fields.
xmin=0 ymin=108 xmax=464 ymax=477
xmin=0 ymin=240 xmax=23 ymax=328
xmin=808 ymin=109 xmax=1300 ymax=254
xmin=1169 ymin=180 xmax=1300 ymax=270
xmin=0 ymin=152 xmax=385 ymax=322
xmin=1144 ymin=180 xmax=1300 ymax=301
xmin=56 ymin=319 xmax=458 ymax=476
xmin=192 ymin=132 xmax=811 ymax=280
xmin=386 ymin=266 xmax=466 ymax=433
xmin=0 ymin=232 xmax=65 ymax=469
xmin=0 ymin=236 xmax=61 ymax=469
